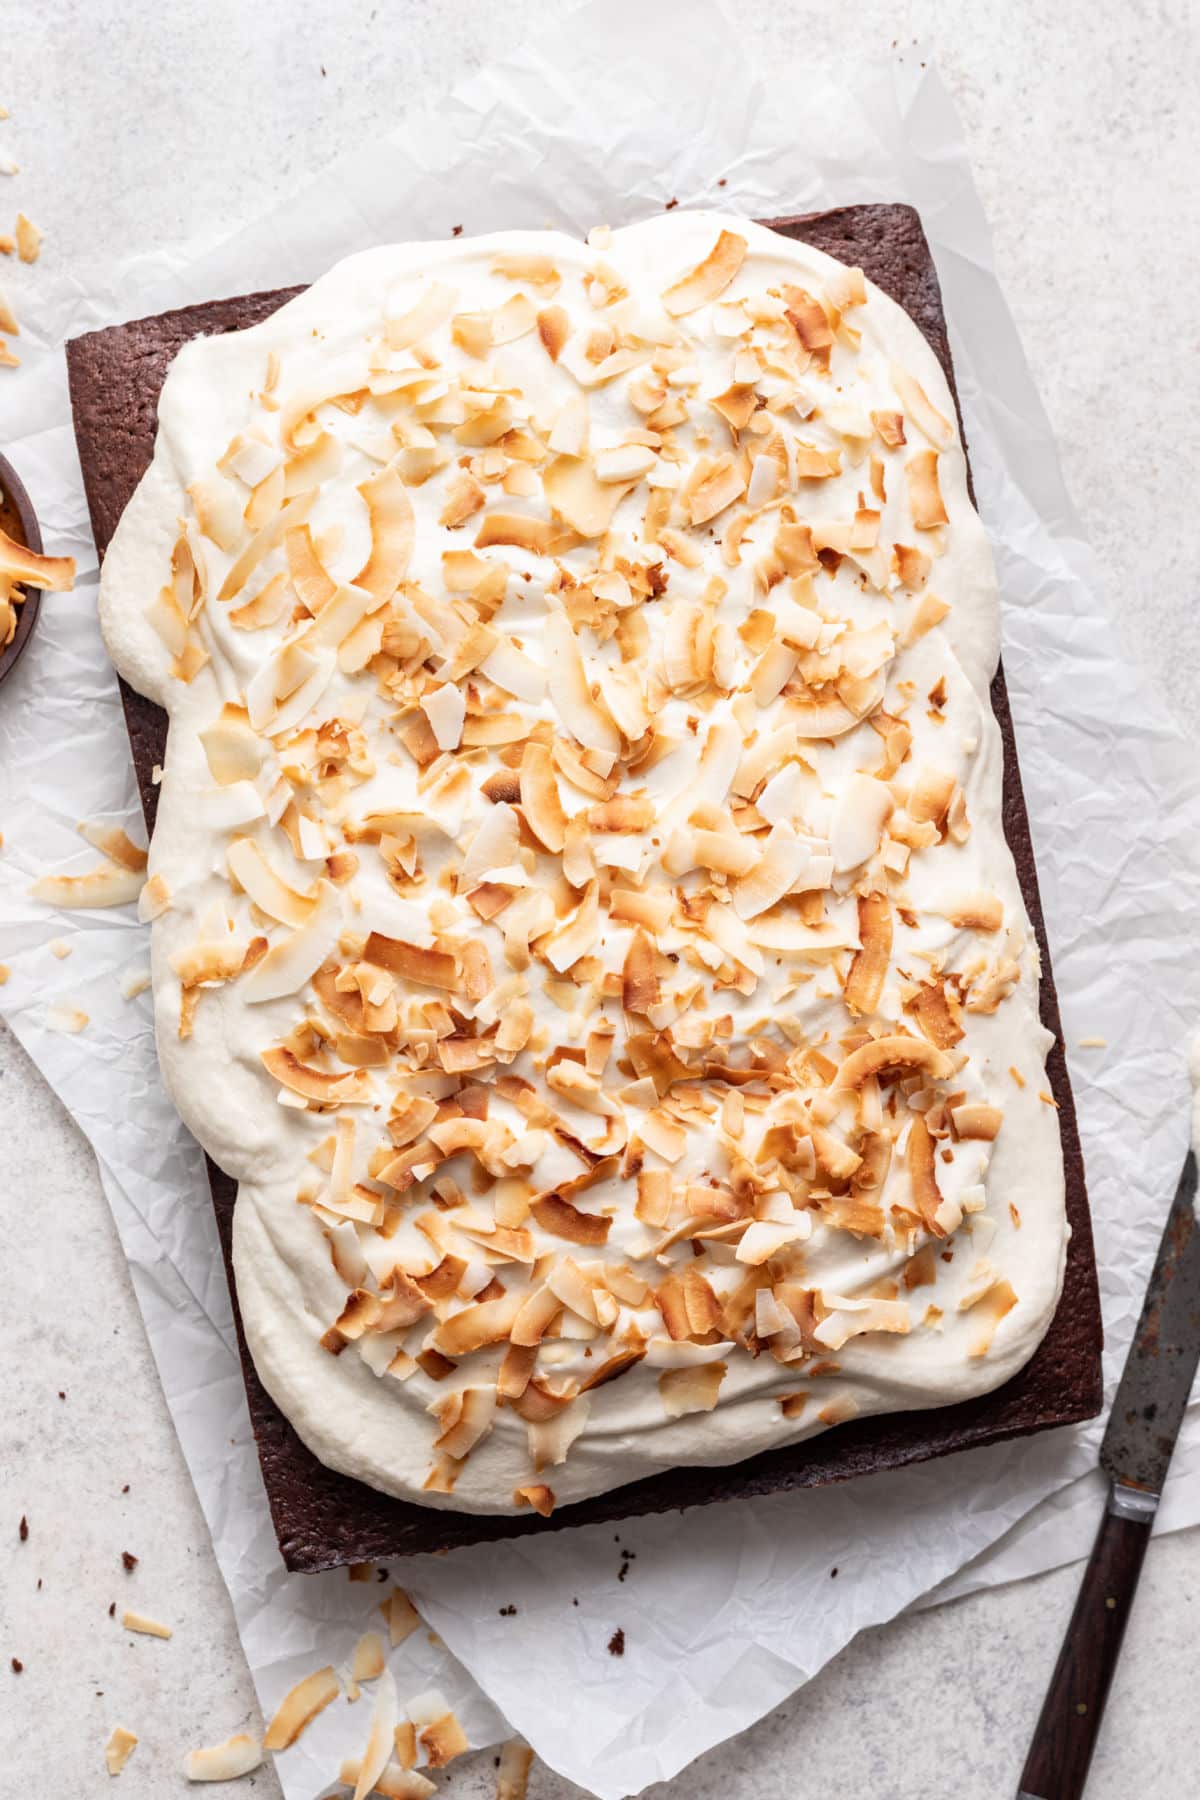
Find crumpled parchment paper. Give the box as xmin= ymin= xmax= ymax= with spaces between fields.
xmin=2 ymin=3 xmax=1197 ymax=1795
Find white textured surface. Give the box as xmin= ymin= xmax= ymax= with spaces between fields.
xmin=2 ymin=0 xmax=1198 ymax=1795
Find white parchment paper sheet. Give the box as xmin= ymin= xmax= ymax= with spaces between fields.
xmin=2 ymin=3 xmax=1198 ymax=1795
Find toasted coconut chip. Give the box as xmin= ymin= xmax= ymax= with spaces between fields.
xmin=432 ymin=1292 xmax=521 ymax=1356
xmin=381 ymin=1587 xmax=421 ymax=1647
xmin=844 ymin=892 xmax=892 ymax=1015
xmin=183 ymin=1733 xmax=263 ymax=1782
xmin=385 ymin=280 xmax=457 ymax=349
xmin=905 ymin=450 xmax=948 ymax=531
xmin=906 ymin=1113 xmax=947 ymax=1238
xmin=430 ymin=1385 xmax=497 ymax=1459
xmin=909 ymin=978 xmax=964 ymax=1050
xmin=482 ymin=636 xmax=546 ymax=703
xmin=217 ymin=490 xmax=315 ymax=604
xmin=733 ymin=823 xmax=810 ymax=920
xmin=349 ymin=1667 xmax=399 ymax=1800
xmin=350 ymin=1631 xmax=386 ymax=1685
xmin=622 ymin=928 xmax=661 ymax=1015
xmin=339 ymin=1759 xmax=436 ymax=1799
xmin=891 ymin=364 xmax=954 ymax=448
xmin=542 ymin=454 xmax=631 ymax=539
xmin=531 ymin=1189 xmax=612 ymax=1247
xmin=474 ymin=511 xmax=564 ymax=556
xmin=962 ymin=1276 xmax=1018 ymax=1357
xmin=242 ymin=881 xmax=340 ymax=1004
xmin=836 ymin=1034 xmax=952 ymax=1089
xmin=122 ymin=1609 xmax=172 ymax=1638
xmin=353 ymin=466 xmax=414 ymax=599
xmin=935 ymin=892 xmax=1004 ymax=933
xmin=514 ymin=1483 xmax=555 ymax=1516
xmin=519 ymin=741 xmax=567 ymax=852
xmin=105 ymin=1726 xmax=138 ymax=1775
xmin=951 ymin=1102 xmax=1004 ymax=1140
xmin=0 ymin=525 xmax=75 ymax=591
xmin=906 ymin=765 xmax=957 ymax=829
xmin=661 ymin=230 xmax=746 ymax=316
xmin=497 ymin=1740 xmax=535 ymax=1800
xmin=543 ymin=612 xmax=620 ymax=755
xmin=829 ymin=773 xmax=893 ymax=874
xmin=418 ymin=1712 xmax=469 ymax=1770
xmin=31 ymin=859 xmax=143 ymax=911
xmin=365 ymin=932 xmax=459 ymax=991
xmin=813 ymin=1296 xmax=911 ymax=1351
xmin=659 ymin=1361 xmax=726 ymax=1417
xmin=227 ymin=837 xmax=315 ymax=927
xmin=261 ymin=1045 xmax=365 ymax=1105
xmin=263 ymin=1665 xmax=341 ymax=1751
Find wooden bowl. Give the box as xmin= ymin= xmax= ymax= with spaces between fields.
xmin=0 ymin=450 xmax=43 ymax=688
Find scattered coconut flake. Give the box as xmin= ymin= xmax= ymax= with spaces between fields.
xmin=15 ymin=212 xmax=41 ymax=264
xmin=121 ymin=1609 xmax=171 ymax=1639
xmin=497 ymin=1740 xmax=535 ymax=1800
xmin=183 ymin=1733 xmax=264 ymax=1782
xmin=45 ymin=1004 xmax=88 ymax=1034
xmin=105 ymin=1725 xmax=138 ymax=1775
xmin=262 ymin=1665 xmax=340 ymax=1751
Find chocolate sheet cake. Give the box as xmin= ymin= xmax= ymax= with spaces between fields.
xmin=67 ymin=205 xmax=1102 ymax=1570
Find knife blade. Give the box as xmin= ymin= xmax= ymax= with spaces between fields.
xmin=1100 ymin=1148 xmax=1200 ymax=1504
xmin=1018 ymin=1148 xmax=1200 ymax=1800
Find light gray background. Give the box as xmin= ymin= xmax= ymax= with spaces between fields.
xmin=3 ymin=1 xmax=1198 ymax=1795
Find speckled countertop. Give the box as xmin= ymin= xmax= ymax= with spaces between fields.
xmin=2 ymin=1 xmax=1198 ymax=1795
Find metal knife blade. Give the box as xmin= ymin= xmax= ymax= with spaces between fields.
xmin=1100 ymin=1149 xmax=1200 ymax=1498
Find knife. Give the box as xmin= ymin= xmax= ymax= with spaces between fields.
xmin=1017 ymin=1149 xmax=1200 ymax=1800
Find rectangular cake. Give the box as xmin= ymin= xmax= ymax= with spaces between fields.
xmin=68 ymin=205 xmax=1102 ymax=1569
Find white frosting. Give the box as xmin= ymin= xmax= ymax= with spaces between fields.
xmin=99 ymin=212 xmax=1067 ymax=1512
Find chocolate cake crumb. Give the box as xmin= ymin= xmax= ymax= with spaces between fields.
xmin=499 ymin=1604 xmax=517 ymax=1617
xmin=10 ymin=1657 xmax=22 ymax=1673
xmin=121 ymin=1552 xmax=138 ymax=1572
xmin=18 ymin=1515 xmax=27 ymax=1542
xmin=607 ymin=1629 xmax=625 ymax=1657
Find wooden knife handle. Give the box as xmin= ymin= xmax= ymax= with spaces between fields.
xmin=1017 ymin=1488 xmax=1155 ymax=1800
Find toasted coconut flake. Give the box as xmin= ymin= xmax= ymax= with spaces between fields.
xmin=514 ymin=1482 xmax=556 ymax=1516
xmin=122 ymin=1609 xmax=172 ymax=1639
xmin=227 ymin=837 xmax=315 ymax=927
xmin=537 ymin=304 xmax=570 ymax=360
xmin=15 ymin=213 xmax=42 ymax=264
xmin=542 ymin=612 xmax=620 ymax=755
xmin=531 ymin=1189 xmax=612 ymax=1246
xmin=935 ymin=892 xmax=1003 ymax=933
xmin=105 ymin=1725 xmax=138 ymax=1775
xmin=829 ymin=773 xmax=893 ymax=873
xmin=418 ymin=1712 xmax=470 ymax=1769
xmin=183 ymin=1733 xmax=263 ymax=1782
xmin=497 ymin=1740 xmax=535 ymax=1800
xmin=836 ymin=1035 xmax=952 ymax=1089
xmin=906 ymin=1114 xmax=946 ymax=1237
xmin=217 ymin=491 xmax=315 ymax=605
xmin=622 ymin=928 xmax=661 ymax=1015
xmin=350 ymin=1667 xmax=399 ymax=1800
xmin=891 ymin=364 xmax=954 ymax=448
xmin=31 ymin=859 xmax=143 ymax=911
xmin=339 ymin=1760 xmax=436 ymax=1799
xmin=905 ymin=450 xmax=948 ymax=530
xmin=659 ymin=1362 xmax=726 ymax=1417
xmin=351 ymin=1631 xmax=386 ymax=1684
xmin=543 ymin=454 xmax=631 ymax=539
xmin=844 ymin=891 xmax=892 ymax=1015
xmin=263 ymin=1665 xmax=340 ymax=1751
xmin=354 ymin=467 xmax=415 ymax=599
xmin=661 ymin=230 xmax=746 ymax=316
xmin=381 ymin=1587 xmax=421 ymax=1647
xmin=813 ymin=1296 xmax=911 ymax=1350
xmin=365 ymin=932 xmax=458 ymax=991
xmin=951 ymin=1102 xmax=1004 ymax=1140
xmin=733 ymin=823 xmax=810 ymax=920
xmin=688 ymin=455 xmax=746 ymax=526
xmin=432 ymin=1293 xmax=521 ymax=1357
xmin=0 ymin=526 xmax=75 ymax=591
xmin=474 ymin=511 xmax=563 ymax=556
xmin=386 ymin=280 xmax=456 ymax=350
xmin=962 ymin=1276 xmax=1018 ymax=1356
xmin=519 ymin=741 xmax=568 ymax=852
